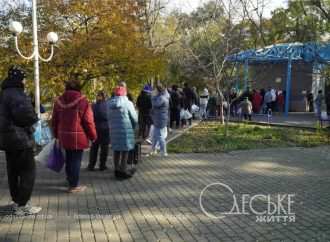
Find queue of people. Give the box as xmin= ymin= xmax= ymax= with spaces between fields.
xmin=3 ymin=65 xmax=314 ymax=216
xmin=0 ymin=66 xmax=212 ymax=216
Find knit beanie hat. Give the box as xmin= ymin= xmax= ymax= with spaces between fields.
xmin=143 ymin=84 xmax=152 ymax=93
xmin=1 ymin=66 xmax=26 ymax=90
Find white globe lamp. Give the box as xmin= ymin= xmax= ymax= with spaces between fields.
xmin=47 ymin=32 xmax=59 ymax=44
xmin=9 ymin=21 xmax=23 ymax=35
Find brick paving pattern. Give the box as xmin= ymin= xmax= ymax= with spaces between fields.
xmin=0 ymin=146 xmax=330 ymax=241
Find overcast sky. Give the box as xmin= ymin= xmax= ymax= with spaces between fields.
xmin=167 ymin=0 xmax=288 ymax=18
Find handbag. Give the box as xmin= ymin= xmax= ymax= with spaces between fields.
xmin=47 ymin=141 xmax=65 ymax=173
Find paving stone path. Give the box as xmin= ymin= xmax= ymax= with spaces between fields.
xmin=0 ymin=145 xmax=330 ymax=242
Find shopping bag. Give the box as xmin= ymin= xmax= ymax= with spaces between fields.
xmin=321 ymin=111 xmax=328 ymax=120
xmin=47 ymin=142 xmax=65 ymax=173
xmin=191 ymin=104 xmax=199 ymax=113
xmin=35 ymin=139 xmax=55 ymax=166
xmin=184 ymin=109 xmax=193 ymax=120
xmin=180 ymin=109 xmax=185 ymax=120
xmin=34 ymin=120 xmax=53 ymax=146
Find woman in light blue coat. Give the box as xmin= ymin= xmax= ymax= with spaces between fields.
xmin=108 ymin=86 xmax=138 ymax=179
xmin=151 ymin=84 xmax=170 ymax=156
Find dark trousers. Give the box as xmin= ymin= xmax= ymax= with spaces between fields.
xmin=266 ymin=103 xmax=272 ymax=112
xmin=138 ymin=115 xmax=152 ymax=139
xmin=243 ymin=114 xmax=252 ymax=121
xmin=65 ymin=150 xmax=83 ymax=188
xmin=170 ymin=108 xmax=180 ymax=128
xmin=113 ymin=151 xmax=129 ymax=172
xmin=5 ymin=148 xmax=36 ymax=206
xmin=88 ymin=142 xmax=109 ymax=169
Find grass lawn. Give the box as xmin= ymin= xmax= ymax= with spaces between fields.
xmin=168 ymin=122 xmax=330 ymax=153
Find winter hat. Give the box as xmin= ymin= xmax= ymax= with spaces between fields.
xmin=8 ymin=65 xmax=26 ymax=81
xmin=1 ymin=66 xmax=26 ymax=90
xmin=114 ymin=86 xmax=127 ymax=96
xmin=143 ymin=84 xmax=152 ymax=93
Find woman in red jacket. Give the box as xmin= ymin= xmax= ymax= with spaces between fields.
xmin=252 ymin=89 xmax=262 ymax=114
xmin=52 ymin=80 xmax=97 ymax=193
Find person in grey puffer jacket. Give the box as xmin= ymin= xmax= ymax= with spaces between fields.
xmin=151 ymin=84 xmax=169 ymax=156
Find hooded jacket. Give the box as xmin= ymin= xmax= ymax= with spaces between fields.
xmin=152 ymin=90 xmax=170 ymax=129
xmin=92 ymin=100 xmax=110 ymax=144
xmin=108 ymin=95 xmax=138 ymax=151
xmin=52 ymin=90 xmax=97 ymax=150
xmin=0 ymin=78 xmax=38 ymax=151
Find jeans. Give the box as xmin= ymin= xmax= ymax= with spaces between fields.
xmin=88 ymin=142 xmax=109 ymax=169
xmin=200 ymin=104 xmax=207 ymax=119
xmin=65 ymin=150 xmax=83 ymax=188
xmin=152 ymin=127 xmax=167 ymax=154
xmin=6 ymin=148 xmax=36 ymax=206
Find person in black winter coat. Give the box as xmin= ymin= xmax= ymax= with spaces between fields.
xmin=182 ymin=82 xmax=196 ymax=125
xmin=88 ymin=91 xmax=110 ymax=171
xmin=170 ymin=85 xmax=182 ymax=129
xmin=0 ymin=66 xmax=41 ymax=215
xmin=136 ymin=85 xmax=153 ymax=139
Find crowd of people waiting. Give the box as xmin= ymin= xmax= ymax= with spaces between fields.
xmin=0 ymin=66 xmax=212 ymax=216
xmin=0 ymin=65 xmax=317 ymax=216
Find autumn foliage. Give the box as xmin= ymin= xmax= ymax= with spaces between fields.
xmin=0 ymin=0 xmax=166 ymax=101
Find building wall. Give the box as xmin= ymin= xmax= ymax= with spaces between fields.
xmin=251 ymin=62 xmax=313 ymax=112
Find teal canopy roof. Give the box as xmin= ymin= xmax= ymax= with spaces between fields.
xmin=225 ymin=42 xmax=330 ymax=64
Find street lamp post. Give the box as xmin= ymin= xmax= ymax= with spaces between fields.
xmin=9 ymin=0 xmax=58 ymax=118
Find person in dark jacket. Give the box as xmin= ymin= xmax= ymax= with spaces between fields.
xmin=0 ymin=66 xmax=41 ymax=216
xmin=108 ymin=86 xmax=138 ymax=179
xmin=170 ymin=85 xmax=182 ymax=129
xmin=87 ymin=91 xmax=110 ymax=171
xmin=182 ymin=82 xmax=196 ymax=125
xmin=136 ymin=85 xmax=153 ymax=139
xmin=52 ymin=79 xmax=97 ymax=193
xmin=207 ymin=91 xmax=218 ymax=118
xmin=151 ymin=84 xmax=170 ymax=156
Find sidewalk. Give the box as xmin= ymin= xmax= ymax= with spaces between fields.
xmin=0 ymin=135 xmax=330 ymax=241
xmin=235 ymin=112 xmax=319 ymax=129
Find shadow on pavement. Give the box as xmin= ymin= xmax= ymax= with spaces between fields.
xmin=0 ymin=204 xmax=14 ymax=217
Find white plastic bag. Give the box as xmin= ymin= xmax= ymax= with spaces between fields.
xmin=180 ymin=109 xmax=185 ymax=120
xmin=184 ymin=109 xmax=193 ymax=120
xmin=321 ymin=111 xmax=328 ymax=120
xmin=35 ymin=139 xmax=55 ymax=166
xmin=191 ymin=104 xmax=199 ymax=113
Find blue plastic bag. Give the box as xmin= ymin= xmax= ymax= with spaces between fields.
xmin=34 ymin=120 xmax=53 ymax=146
